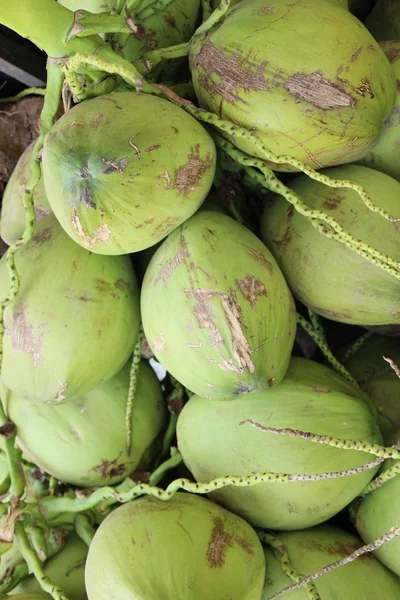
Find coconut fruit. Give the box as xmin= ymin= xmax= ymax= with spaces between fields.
xmin=0 ymin=141 xmax=52 ymax=245
xmin=85 ymin=493 xmax=265 ymax=600
xmin=366 ymin=0 xmax=400 ymax=41
xmin=42 ymin=92 xmax=216 ymax=255
xmin=189 ymin=0 xmax=395 ymax=172
xmin=2 ymin=359 xmax=166 ymax=486
xmin=261 ymin=165 xmax=400 ymax=327
xmin=345 ymin=335 xmax=400 ymax=444
xmin=0 ymin=215 xmax=140 ymax=403
xmin=177 ymin=357 xmax=381 ymax=530
xmin=359 ymin=41 xmax=400 ymax=181
xmin=141 ymin=210 xmax=296 ymax=399
xmin=262 ymin=525 xmax=400 ymax=599
xmin=10 ymin=533 xmax=88 ymax=599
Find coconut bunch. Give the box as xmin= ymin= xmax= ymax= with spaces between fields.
xmin=0 ymin=0 xmax=399 ymax=599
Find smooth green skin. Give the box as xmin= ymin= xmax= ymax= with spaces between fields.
xmin=354 ymin=457 xmax=400 ymax=576
xmin=360 ymin=42 xmax=400 ymax=181
xmin=262 ymin=525 xmax=400 ymax=599
xmin=10 ymin=534 xmax=88 ymax=599
xmin=0 ymin=142 xmax=52 ymax=245
xmin=261 ymin=165 xmax=400 ymax=326
xmin=2 ymin=360 xmax=166 ymax=486
xmin=177 ymin=357 xmax=381 ymax=530
xmin=42 ymin=92 xmax=216 ymax=255
xmin=0 ymin=215 xmax=140 ymax=403
xmin=141 ymin=210 xmax=296 ymax=399
xmin=346 ymin=335 xmax=400 ymax=444
xmin=190 ymin=0 xmax=396 ymax=172
xmin=85 ymin=493 xmax=265 ymax=600
xmin=366 ymin=0 xmax=400 ymax=41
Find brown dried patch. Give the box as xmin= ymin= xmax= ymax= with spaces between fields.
xmin=236 ymin=275 xmax=267 ymax=306
xmin=32 ymin=227 xmax=52 ymax=247
xmin=206 ymin=518 xmax=233 ymax=568
xmin=92 ymin=113 xmax=104 ymax=128
xmin=301 ymin=539 xmax=368 ymax=559
xmin=323 ymin=195 xmax=344 ymax=210
xmin=174 ymin=145 xmax=213 ymax=197
xmin=355 ymin=78 xmax=374 ymax=99
xmin=153 ymin=216 xmax=181 ymax=236
xmin=114 ymin=278 xmax=130 ymax=291
xmin=234 ymin=535 xmax=255 ymax=555
xmin=313 ymin=386 xmax=331 ymax=393
xmin=9 ymin=304 xmax=42 ymax=366
xmin=145 ymin=145 xmax=161 ymax=152
xmin=101 ymin=157 xmax=129 ymax=174
xmin=165 ymin=13 xmax=176 ymax=28
xmin=194 ymin=41 xmax=268 ymax=104
xmin=71 ymin=209 xmax=111 ymax=249
xmin=257 ymin=5 xmax=278 ymax=15
xmin=94 ymin=278 xmax=114 ymax=295
xmin=0 ymin=422 xmax=16 ymax=439
xmin=155 ymin=235 xmax=188 ymax=285
xmin=92 ymin=456 xmax=127 ymax=480
xmin=35 ymin=205 xmax=53 ymax=221
xmin=183 ymin=288 xmax=255 ymax=375
xmin=351 ymin=47 xmax=363 ymax=62
xmin=285 ymin=71 xmax=356 ymax=109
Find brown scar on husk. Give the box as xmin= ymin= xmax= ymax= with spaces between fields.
xmin=173 ymin=144 xmax=213 ymax=197
xmin=158 ymin=169 xmax=171 ymax=190
xmin=155 ymin=235 xmax=188 ymax=285
xmin=351 ymin=47 xmax=363 ymax=62
xmin=355 ymin=78 xmax=374 ymax=99
xmin=101 ymin=156 xmax=129 ymax=174
xmin=194 ymin=41 xmax=268 ymax=104
xmin=236 ymin=275 xmax=267 ymax=306
xmin=71 ymin=209 xmax=111 ymax=249
xmin=9 ymin=304 xmax=42 ymax=366
xmin=35 ymin=205 xmax=52 ymax=221
xmin=92 ymin=456 xmax=127 ymax=480
xmin=32 ymin=227 xmax=52 ymax=247
xmin=206 ymin=518 xmax=233 ymax=568
xmin=247 ymin=247 xmax=273 ymax=272
xmin=183 ymin=287 xmax=255 ymax=374
xmin=323 ymin=195 xmax=344 ymax=210
xmin=285 ymin=71 xmax=357 ymax=109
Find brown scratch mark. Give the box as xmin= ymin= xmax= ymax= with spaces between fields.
xmin=247 ymin=247 xmax=273 ymax=272
xmin=355 ymin=78 xmax=374 ymax=99
xmin=351 ymin=47 xmax=363 ymax=62
xmin=153 ymin=216 xmax=180 ymax=236
xmin=193 ymin=41 xmax=268 ymax=105
xmin=114 ymin=278 xmax=130 ymax=291
xmin=285 ymin=71 xmax=356 ymax=109
xmin=234 ymin=535 xmax=254 ymax=555
xmin=32 ymin=227 xmax=52 ymax=247
xmin=173 ymin=144 xmax=213 ymax=197
xmin=158 ymin=169 xmax=171 ymax=190
xmin=145 ymin=145 xmax=161 ymax=152
xmin=94 ymin=278 xmax=114 ymax=295
xmin=129 ymin=137 xmax=141 ymax=159
xmin=155 ymin=236 xmax=189 ymax=285
xmin=182 ymin=288 xmax=255 ymax=374
xmin=9 ymin=304 xmax=42 ymax=366
xmin=101 ymin=156 xmax=129 ymax=174
xmin=323 ymin=195 xmax=344 ymax=210
xmin=313 ymin=386 xmax=331 ymax=393
xmin=206 ymin=518 xmax=233 ymax=568
xmin=92 ymin=113 xmax=104 ymax=128
xmin=236 ymin=275 xmax=266 ymax=306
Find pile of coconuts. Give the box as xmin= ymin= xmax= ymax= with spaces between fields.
xmin=0 ymin=0 xmax=399 ymax=599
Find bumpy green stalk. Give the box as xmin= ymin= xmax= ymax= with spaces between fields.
xmin=341 ymin=331 xmax=374 ymax=363
xmin=259 ymin=532 xmax=320 ymax=600
xmin=0 ymin=405 xmax=24 ymax=499
xmin=67 ymin=10 xmax=134 ymax=38
xmin=241 ymin=420 xmax=400 ymax=459
xmin=15 ymin=523 xmax=70 ymax=600
xmin=149 ymin=449 xmax=183 ymax=486
xmin=26 ymin=525 xmax=49 ymax=562
xmin=266 ymin=527 xmax=400 ymax=600
xmin=361 ymin=461 xmax=400 ymax=495
xmin=0 ymin=88 xmax=46 ymax=103
xmin=75 ymin=514 xmax=95 ymax=546
xmin=297 ymin=315 xmax=358 ymax=386
xmin=126 ymin=327 xmax=144 ymax=455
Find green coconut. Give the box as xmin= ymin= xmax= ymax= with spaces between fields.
xmin=261 ymin=165 xmax=400 ymax=327
xmin=0 ymin=141 xmax=52 ymax=245
xmin=345 ymin=335 xmax=400 ymax=444
xmin=352 ymin=432 xmax=400 ymax=577
xmin=42 ymin=92 xmax=216 ymax=255
xmin=262 ymin=525 xmax=400 ymax=599
xmin=58 ymin=0 xmax=114 ymax=11
xmin=141 ymin=210 xmax=296 ymax=399
xmin=10 ymin=533 xmax=88 ymax=599
xmin=85 ymin=493 xmax=265 ymax=600
xmin=0 ymin=215 xmax=140 ymax=403
xmin=177 ymin=357 xmax=381 ymax=530
xmin=366 ymin=0 xmax=400 ymax=41
xmin=189 ymin=0 xmax=395 ymax=172
xmin=2 ymin=360 xmax=166 ymax=487
xmin=359 ymin=41 xmax=400 ymax=181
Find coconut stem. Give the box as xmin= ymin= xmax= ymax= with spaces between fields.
xmin=75 ymin=513 xmax=96 ymax=546
xmin=296 ymin=315 xmax=358 ymax=386
xmin=68 ymin=9 xmax=134 ymax=38
xmin=126 ymin=326 xmax=144 ymax=455
xmin=260 ymin=532 xmax=321 ymax=600
xmin=0 ymin=88 xmax=46 ymax=103
xmin=361 ymin=460 xmax=400 ymax=495
xmin=266 ymin=526 xmax=400 ymax=600
xmin=240 ymin=419 xmax=400 ymax=460
xmin=340 ymin=331 xmax=374 ymax=363
xmin=149 ymin=448 xmax=183 ymax=486
xmin=15 ymin=522 xmax=70 ymax=600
